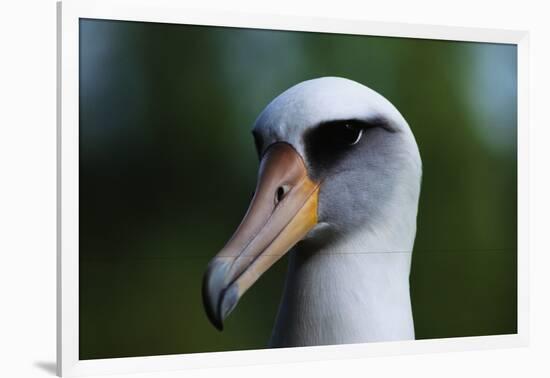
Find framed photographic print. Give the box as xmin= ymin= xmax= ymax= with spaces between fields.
xmin=57 ymin=0 xmax=529 ymax=376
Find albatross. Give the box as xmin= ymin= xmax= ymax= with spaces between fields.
xmin=202 ymin=77 xmax=422 ymax=347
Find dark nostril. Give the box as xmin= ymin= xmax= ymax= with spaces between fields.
xmin=275 ymin=186 xmax=285 ymax=205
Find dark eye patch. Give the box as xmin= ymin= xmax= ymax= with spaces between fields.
xmin=303 ymin=118 xmax=389 ymax=178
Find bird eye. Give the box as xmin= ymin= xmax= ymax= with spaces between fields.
xmin=344 ymin=123 xmax=364 ymax=146
xmin=304 ymin=118 xmax=390 ymax=179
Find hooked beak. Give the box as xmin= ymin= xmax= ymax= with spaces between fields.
xmin=202 ymin=143 xmax=320 ymax=330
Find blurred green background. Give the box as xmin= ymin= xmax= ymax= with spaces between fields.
xmin=79 ymin=19 xmax=517 ymax=360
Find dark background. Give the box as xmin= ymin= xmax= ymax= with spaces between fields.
xmin=79 ymin=19 xmax=517 ymax=359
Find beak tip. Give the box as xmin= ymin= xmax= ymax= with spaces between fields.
xmin=202 ymin=259 xmax=237 ymax=331
xmin=203 ymin=297 xmax=225 ymax=331
xmin=210 ymin=314 xmax=224 ymax=331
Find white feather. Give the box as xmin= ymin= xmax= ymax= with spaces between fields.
xmin=252 ymin=77 xmax=421 ymax=347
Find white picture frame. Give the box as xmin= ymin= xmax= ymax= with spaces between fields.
xmin=57 ymin=0 xmax=529 ymax=376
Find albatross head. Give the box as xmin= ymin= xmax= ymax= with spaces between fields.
xmin=202 ymin=77 xmax=422 ymax=332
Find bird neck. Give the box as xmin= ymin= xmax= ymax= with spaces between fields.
xmin=269 ymin=224 xmax=415 ymax=347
